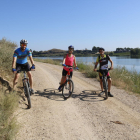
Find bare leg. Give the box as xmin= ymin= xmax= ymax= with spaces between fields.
xmin=13 ymin=73 xmax=20 ymax=89
xmin=60 ymin=76 xmax=66 ymax=86
xmin=100 ymin=79 xmax=104 ymax=91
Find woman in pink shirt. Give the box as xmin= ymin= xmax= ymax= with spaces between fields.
xmin=58 ymin=45 xmax=78 ymax=91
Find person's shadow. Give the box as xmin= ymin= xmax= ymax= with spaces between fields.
xmin=72 ymin=90 xmax=105 ymax=102
xmin=35 ymin=88 xmax=105 ymax=102
xmin=35 ymin=88 xmax=65 ymax=101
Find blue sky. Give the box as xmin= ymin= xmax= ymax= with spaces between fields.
xmin=0 ymin=0 xmax=140 ymax=51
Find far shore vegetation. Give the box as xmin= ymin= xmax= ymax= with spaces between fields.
xmin=34 ymin=58 xmax=140 ymax=95
xmin=32 ymin=46 xmax=140 ymax=58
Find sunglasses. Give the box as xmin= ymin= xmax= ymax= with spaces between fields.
xmin=69 ymin=49 xmax=74 ymax=51
xmin=21 ymin=44 xmax=27 ymax=46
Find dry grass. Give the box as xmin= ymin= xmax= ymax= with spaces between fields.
xmin=0 ymin=38 xmax=19 ymax=140
xmin=0 ymin=90 xmax=19 ymax=140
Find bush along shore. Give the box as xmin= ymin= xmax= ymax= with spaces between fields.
xmin=0 ymin=38 xmax=20 ymax=139
xmin=34 ymin=58 xmax=140 ymax=94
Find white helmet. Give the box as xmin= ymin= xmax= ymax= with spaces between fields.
xmin=20 ymin=39 xmax=28 ymax=44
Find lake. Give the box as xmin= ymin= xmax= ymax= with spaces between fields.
xmin=34 ymin=56 xmax=140 ymax=73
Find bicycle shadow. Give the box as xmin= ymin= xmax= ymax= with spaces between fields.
xmin=35 ymin=88 xmax=65 ymax=101
xmin=72 ymin=90 xmax=105 ymax=102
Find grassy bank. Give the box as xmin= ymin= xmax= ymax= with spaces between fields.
xmin=0 ymin=90 xmax=19 ymax=140
xmin=34 ymin=58 xmax=140 ymax=94
xmin=0 ymin=38 xmax=20 ymax=139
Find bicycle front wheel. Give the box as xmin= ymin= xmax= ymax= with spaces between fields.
xmin=62 ymin=79 xmax=74 ymax=99
xmin=24 ymin=82 xmax=31 ymax=108
xmin=103 ymin=78 xmax=108 ymax=100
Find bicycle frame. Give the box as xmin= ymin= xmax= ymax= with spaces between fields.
xmin=97 ymin=68 xmax=111 ymax=100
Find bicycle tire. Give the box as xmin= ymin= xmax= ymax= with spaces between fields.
xmin=24 ymin=82 xmax=31 ymax=108
xmin=62 ymin=79 xmax=74 ymax=99
xmin=103 ymin=78 xmax=108 ymax=100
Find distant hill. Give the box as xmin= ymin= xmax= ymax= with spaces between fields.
xmin=32 ymin=48 xmax=67 ymax=57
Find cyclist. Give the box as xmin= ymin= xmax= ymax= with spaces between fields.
xmin=94 ymin=47 xmax=114 ymax=97
xmin=12 ymin=39 xmax=35 ymax=94
xmin=58 ymin=45 xmax=79 ymax=91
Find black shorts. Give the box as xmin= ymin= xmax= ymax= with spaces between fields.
xmin=16 ymin=62 xmax=30 ymax=73
xmin=62 ymin=69 xmax=73 ymax=78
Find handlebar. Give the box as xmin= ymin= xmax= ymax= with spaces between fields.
xmin=16 ymin=68 xmax=35 ymax=73
xmin=62 ymin=65 xmax=79 ymax=70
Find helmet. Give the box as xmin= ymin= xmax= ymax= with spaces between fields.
xmin=99 ymin=47 xmax=105 ymax=51
xmin=20 ymin=39 xmax=28 ymax=44
xmin=68 ymin=45 xmax=74 ymax=50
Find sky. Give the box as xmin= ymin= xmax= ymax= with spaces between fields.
xmin=0 ymin=0 xmax=140 ymax=51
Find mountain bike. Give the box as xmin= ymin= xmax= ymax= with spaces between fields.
xmin=97 ymin=68 xmax=111 ymax=100
xmin=18 ymin=70 xmax=32 ymax=109
xmin=61 ymin=66 xmax=75 ymax=100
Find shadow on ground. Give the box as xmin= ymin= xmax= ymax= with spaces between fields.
xmin=35 ymin=88 xmax=105 ymax=102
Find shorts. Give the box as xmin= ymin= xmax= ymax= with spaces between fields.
xmin=62 ymin=69 xmax=73 ymax=78
xmin=99 ymin=71 xmax=111 ymax=79
xmin=16 ymin=62 xmax=30 ymax=73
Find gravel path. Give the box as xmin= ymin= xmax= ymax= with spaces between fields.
xmin=16 ymin=61 xmax=140 ymax=140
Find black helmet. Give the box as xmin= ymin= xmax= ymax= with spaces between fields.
xmin=99 ymin=47 xmax=105 ymax=51
xmin=20 ymin=39 xmax=28 ymax=44
xmin=68 ymin=45 xmax=74 ymax=50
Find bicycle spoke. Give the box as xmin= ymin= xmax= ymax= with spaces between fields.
xmin=62 ymin=79 xmax=74 ymax=99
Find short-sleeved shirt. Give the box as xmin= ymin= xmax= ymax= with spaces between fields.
xmin=13 ymin=47 xmax=32 ymax=64
xmin=96 ymin=54 xmax=110 ymax=70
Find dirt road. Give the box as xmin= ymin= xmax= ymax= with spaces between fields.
xmin=17 ymin=61 xmax=140 ymax=140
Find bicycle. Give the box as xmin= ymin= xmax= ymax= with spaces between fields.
xmin=97 ymin=68 xmax=111 ymax=100
xmin=18 ymin=69 xmax=32 ymax=109
xmin=61 ymin=66 xmax=76 ymax=100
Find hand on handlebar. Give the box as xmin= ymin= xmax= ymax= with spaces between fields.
xmin=94 ymin=69 xmax=97 ymax=72
xmin=30 ymin=64 xmax=35 ymax=71
xmin=76 ymin=66 xmax=79 ymax=70
xmin=62 ymin=64 xmax=66 ymax=67
xmin=12 ymin=68 xmax=17 ymax=74
xmin=110 ymin=66 xmax=113 ymax=70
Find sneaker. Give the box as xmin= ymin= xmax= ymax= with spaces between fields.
xmin=98 ymin=91 xmax=104 ymax=97
xmin=58 ymin=86 xmax=62 ymax=92
xmin=30 ymin=89 xmax=35 ymax=95
xmin=108 ymin=92 xmax=114 ymax=97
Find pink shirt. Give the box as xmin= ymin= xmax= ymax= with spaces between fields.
xmin=63 ymin=54 xmax=74 ymax=72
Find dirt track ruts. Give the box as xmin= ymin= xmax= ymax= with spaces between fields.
xmin=17 ymin=61 xmax=140 ymax=140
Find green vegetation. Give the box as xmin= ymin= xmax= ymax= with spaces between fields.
xmin=34 ymin=58 xmax=140 ymax=94
xmin=0 ymin=90 xmax=19 ymax=140
xmin=0 ymin=38 xmax=17 ymax=79
xmin=0 ymin=38 xmax=20 ymax=140
xmin=130 ymin=48 xmax=140 ymax=58
xmin=110 ymin=66 xmax=140 ymax=93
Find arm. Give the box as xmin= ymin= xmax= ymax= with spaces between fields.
xmin=73 ymin=55 xmax=77 ymax=67
xmin=109 ymin=59 xmax=113 ymax=69
xmin=29 ymin=55 xmax=34 ymax=65
xmin=94 ymin=62 xmax=98 ymax=71
xmin=12 ymin=57 xmax=17 ymax=69
xmin=62 ymin=54 xmax=66 ymax=65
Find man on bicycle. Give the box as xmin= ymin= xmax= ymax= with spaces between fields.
xmin=94 ymin=47 xmax=114 ymax=97
xmin=12 ymin=39 xmax=35 ymax=94
xmin=58 ymin=45 xmax=78 ymax=91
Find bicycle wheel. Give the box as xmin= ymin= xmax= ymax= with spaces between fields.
xmin=103 ymin=78 xmax=108 ymax=100
xmin=62 ymin=79 xmax=74 ymax=99
xmin=24 ymin=82 xmax=31 ymax=108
